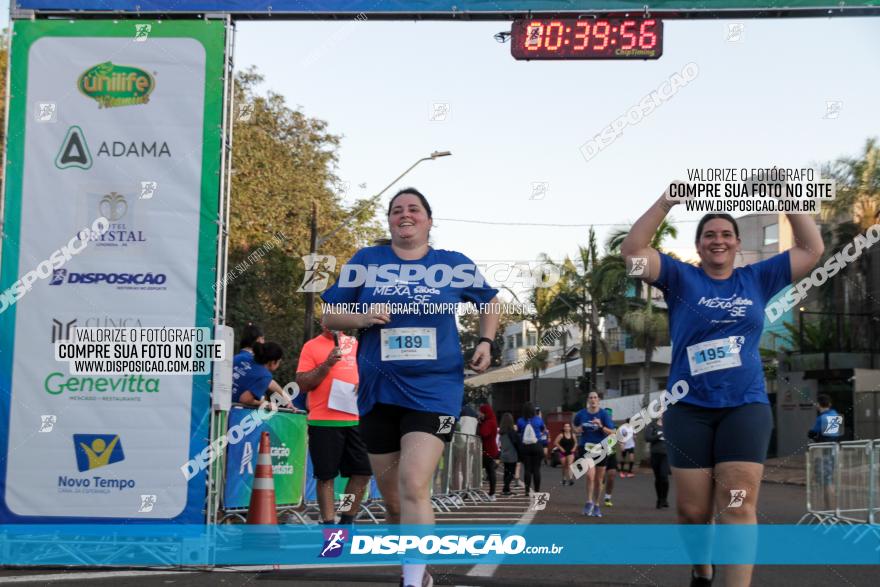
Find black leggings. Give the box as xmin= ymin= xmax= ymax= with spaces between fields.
xmin=482 ymin=455 xmax=497 ymax=496
xmin=521 ymin=444 xmax=543 ymax=492
xmin=651 ymin=452 xmax=670 ymax=502
xmin=502 ymin=462 xmax=516 ymax=492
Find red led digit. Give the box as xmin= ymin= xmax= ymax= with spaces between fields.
xmin=639 ymin=19 xmax=658 ymax=49
xmin=544 ymin=20 xmax=565 ymax=51
xmin=525 ymin=21 xmax=544 ymax=51
xmin=572 ymin=20 xmax=590 ymax=50
xmin=620 ymin=20 xmax=637 ymax=50
xmin=592 ymin=20 xmax=611 ymax=51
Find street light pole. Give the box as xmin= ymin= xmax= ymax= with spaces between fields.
xmin=302 ymin=150 xmax=452 ymax=343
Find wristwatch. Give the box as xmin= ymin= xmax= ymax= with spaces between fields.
xmin=478 ymin=337 xmax=497 ymax=351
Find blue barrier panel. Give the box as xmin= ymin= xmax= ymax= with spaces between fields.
xmin=1 ymin=524 xmax=879 ymax=565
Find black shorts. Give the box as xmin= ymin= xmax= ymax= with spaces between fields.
xmin=307 ymin=425 xmax=373 ymax=480
xmin=576 ymin=445 xmax=610 ymax=467
xmin=604 ymin=452 xmax=618 ymax=470
xmin=359 ymin=402 xmax=454 ymax=454
xmin=622 ymin=448 xmax=635 ymax=457
xmin=663 ymin=401 xmax=773 ymax=469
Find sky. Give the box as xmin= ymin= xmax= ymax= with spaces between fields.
xmin=3 ymin=11 xmax=879 ymax=272
xmin=231 ymin=15 xmax=880 ymax=268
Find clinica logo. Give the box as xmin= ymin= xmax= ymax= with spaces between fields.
xmin=78 ymin=62 xmax=154 ymax=108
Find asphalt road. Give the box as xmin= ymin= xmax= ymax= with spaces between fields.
xmin=1 ymin=464 xmax=876 ymax=586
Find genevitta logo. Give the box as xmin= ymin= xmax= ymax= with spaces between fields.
xmin=45 ymin=372 xmax=160 ymax=399
xmin=49 ymin=270 xmax=167 ymax=290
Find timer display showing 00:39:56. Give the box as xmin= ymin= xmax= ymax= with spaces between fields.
xmin=511 ymin=18 xmax=663 ymax=60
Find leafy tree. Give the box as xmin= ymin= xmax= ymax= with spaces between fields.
xmin=226 ymin=69 xmax=383 ymax=384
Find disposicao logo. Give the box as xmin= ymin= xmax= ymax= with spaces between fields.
xmin=319 ymin=528 xmax=348 ymax=558
xmin=78 ymin=62 xmax=154 ymax=108
xmin=73 ymin=433 xmax=125 ymax=472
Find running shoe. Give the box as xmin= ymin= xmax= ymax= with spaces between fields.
xmin=591 ymin=505 xmax=603 ymax=518
xmin=582 ymin=502 xmax=593 ymax=516
xmin=488 ymin=494 xmax=497 ymax=502
xmin=400 ymin=570 xmax=434 ymax=587
xmin=501 ymin=491 xmax=512 ymax=497
xmin=689 ymin=565 xmax=715 ymax=586
xmin=618 ymin=471 xmax=626 ymax=479
xmin=604 ymin=496 xmax=613 ymax=507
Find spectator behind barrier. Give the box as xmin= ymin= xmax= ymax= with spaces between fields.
xmin=477 ymin=403 xmax=499 ymax=500
xmin=808 ymin=394 xmax=844 ymax=443
xmin=232 ymin=341 xmax=287 ymax=408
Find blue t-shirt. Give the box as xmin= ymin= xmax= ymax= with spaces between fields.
xmin=573 ymin=408 xmax=615 ymax=446
xmin=652 ymin=251 xmax=791 ymax=408
xmin=231 ymin=351 xmax=272 ymax=404
xmin=811 ymin=408 xmax=843 ymax=440
xmin=516 ymin=416 xmax=546 ymax=444
xmin=322 ymin=246 xmax=498 ymax=417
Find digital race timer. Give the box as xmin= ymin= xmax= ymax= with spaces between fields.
xmin=511 ymin=18 xmax=663 ymax=60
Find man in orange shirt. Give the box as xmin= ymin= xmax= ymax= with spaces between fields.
xmin=297 ymin=324 xmax=372 ymax=524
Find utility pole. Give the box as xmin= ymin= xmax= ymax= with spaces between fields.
xmin=303 ymin=201 xmax=319 ymax=342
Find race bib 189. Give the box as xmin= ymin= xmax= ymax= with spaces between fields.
xmin=380 ymin=327 xmax=437 ymax=361
xmin=686 ymin=338 xmax=742 ymax=375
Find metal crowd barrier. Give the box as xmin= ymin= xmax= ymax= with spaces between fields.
xmin=799 ymin=440 xmax=879 ymax=526
xmin=430 ymin=432 xmax=490 ymax=512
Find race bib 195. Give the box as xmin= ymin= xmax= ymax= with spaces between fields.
xmin=686 ymin=338 xmax=742 ymax=375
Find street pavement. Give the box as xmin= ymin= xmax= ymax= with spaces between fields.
xmin=0 ymin=462 xmax=876 ymax=586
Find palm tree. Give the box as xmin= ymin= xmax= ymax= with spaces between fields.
xmin=819 ymin=138 xmax=880 ymax=322
xmin=545 ymin=228 xmax=629 ymax=396
xmin=821 ymin=138 xmax=880 ymax=232
xmin=607 ymin=219 xmax=678 ymax=406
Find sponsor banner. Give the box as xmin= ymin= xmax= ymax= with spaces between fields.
xmin=223 ymin=408 xmax=308 ymax=508
xmin=15 ymin=0 xmax=880 ymax=15
xmin=0 ymin=20 xmax=226 ymax=522
xmin=1 ymin=524 xmax=879 ymax=565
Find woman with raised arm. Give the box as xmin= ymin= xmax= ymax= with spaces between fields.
xmin=620 ymin=184 xmax=823 ymax=587
xmin=322 ymin=188 xmax=500 ymax=587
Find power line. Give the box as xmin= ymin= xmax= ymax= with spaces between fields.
xmin=434 ymin=217 xmax=697 ymax=227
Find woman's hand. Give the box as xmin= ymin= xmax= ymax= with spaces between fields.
xmin=360 ymin=304 xmax=391 ymax=328
xmin=469 ymin=341 xmax=492 ymax=372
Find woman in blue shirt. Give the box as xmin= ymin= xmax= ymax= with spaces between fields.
xmin=323 ymin=188 xmax=500 ymax=587
xmin=231 ymin=341 xmax=283 ymax=407
xmin=516 ymin=402 xmax=546 ymax=496
xmin=621 ymin=184 xmax=823 ymax=586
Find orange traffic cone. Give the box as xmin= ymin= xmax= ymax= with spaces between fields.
xmin=247 ymin=431 xmax=278 ymax=524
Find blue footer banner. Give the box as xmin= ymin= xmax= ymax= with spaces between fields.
xmin=1 ymin=524 xmax=879 ymax=565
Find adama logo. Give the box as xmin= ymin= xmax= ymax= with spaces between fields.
xmin=78 ymin=62 xmax=154 ymax=109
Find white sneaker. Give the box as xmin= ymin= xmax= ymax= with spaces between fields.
xmin=488 ymin=494 xmax=497 ymax=502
